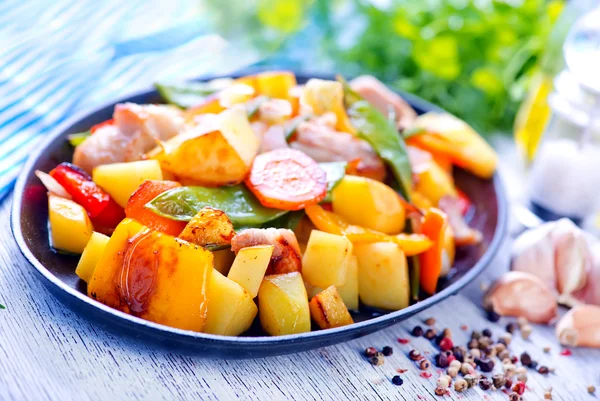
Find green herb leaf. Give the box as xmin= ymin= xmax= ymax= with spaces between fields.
xmin=0 ymin=303 xmax=5 ymax=310
xmin=67 ymin=131 xmax=90 ymax=147
xmin=340 ymin=77 xmax=413 ymax=200
xmin=155 ymin=79 xmax=235 ymax=108
xmin=264 ymin=210 xmax=305 ymax=230
xmin=146 ymin=185 xmax=288 ymax=227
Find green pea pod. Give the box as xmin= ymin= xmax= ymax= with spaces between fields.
xmin=246 ymin=95 xmax=269 ymax=118
xmin=155 ymin=78 xmax=235 ymax=108
xmin=264 ymin=210 xmax=305 ymax=230
xmin=67 ymin=131 xmax=90 ymax=147
xmin=146 ymin=185 xmax=288 ymax=227
xmin=339 ymin=77 xmax=413 ymax=200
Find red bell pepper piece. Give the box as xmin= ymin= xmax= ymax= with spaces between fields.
xmin=90 ymin=119 xmax=114 ymax=134
xmin=456 ymin=189 xmax=472 ymax=216
xmin=49 ymin=163 xmax=124 ymax=231
xmin=419 ymin=207 xmax=448 ymax=295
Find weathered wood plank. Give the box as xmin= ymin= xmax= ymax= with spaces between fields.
xmin=1 ymin=197 xmax=598 ymax=401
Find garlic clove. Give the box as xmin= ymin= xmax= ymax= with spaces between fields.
xmin=484 ymin=271 xmax=558 ymax=324
xmin=556 ymin=304 xmax=600 ymax=348
xmin=511 ymin=222 xmax=557 ymax=292
xmin=551 ymin=219 xmax=591 ymax=301
xmin=573 ymin=242 xmax=600 ymax=306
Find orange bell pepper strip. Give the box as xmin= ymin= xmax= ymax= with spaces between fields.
xmin=407 ymin=113 xmax=497 ymax=179
xmin=305 ymin=204 xmax=432 ymax=256
xmin=418 ymin=207 xmax=449 ymax=295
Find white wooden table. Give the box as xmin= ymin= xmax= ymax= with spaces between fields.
xmin=2 ymin=183 xmax=599 ymax=401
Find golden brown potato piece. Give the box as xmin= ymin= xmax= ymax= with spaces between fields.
xmin=178 ymin=207 xmax=235 ymax=249
xmin=309 ymin=286 xmax=354 ymax=329
xmin=231 ymin=228 xmax=302 ymax=274
xmin=152 ymin=107 xmax=259 ymax=186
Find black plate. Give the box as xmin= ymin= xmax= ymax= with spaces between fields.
xmin=11 ymin=71 xmax=508 ymax=358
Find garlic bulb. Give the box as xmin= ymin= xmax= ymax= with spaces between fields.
xmin=556 ymin=304 xmax=600 ymax=348
xmin=511 ymin=218 xmax=593 ymax=306
xmin=573 ymin=242 xmax=600 ymax=306
xmin=484 ymin=271 xmax=557 ymax=324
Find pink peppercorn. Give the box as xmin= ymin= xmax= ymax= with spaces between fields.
xmin=513 ymin=382 xmax=526 ymax=396
xmin=439 ymin=337 xmax=454 ymax=352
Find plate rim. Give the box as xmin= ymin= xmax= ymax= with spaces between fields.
xmin=10 ymin=70 xmax=509 ymax=348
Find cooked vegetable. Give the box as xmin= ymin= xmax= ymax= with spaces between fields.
xmin=419 ymin=208 xmax=449 ymax=295
xmin=305 ymin=204 xmax=431 ymax=256
xmin=153 ymin=107 xmax=260 ymax=186
xmin=302 ymin=230 xmax=352 ymax=288
xmin=155 ymin=78 xmax=235 ymax=108
xmin=68 ymin=131 xmax=90 ymax=147
xmin=413 ymin=161 xmax=457 ymax=206
xmin=338 ymin=255 xmax=359 ymax=311
xmin=227 ymin=245 xmax=274 ymax=298
xmin=48 ymin=195 xmax=93 ymax=254
xmin=354 ymin=242 xmax=410 ymax=311
xmin=407 ymin=113 xmax=498 ymax=179
xmin=301 ymin=78 xmax=355 ymax=134
xmin=309 ymin=286 xmax=354 ymax=329
xmin=49 ymin=162 xmax=124 ymax=232
xmin=231 ymin=228 xmax=302 ymax=275
xmin=258 ymin=272 xmax=311 ymax=336
xmin=203 ymin=269 xmax=258 ymax=336
xmin=125 ymin=180 xmax=187 ymax=236
xmin=340 ymin=78 xmax=413 ymax=199
xmin=146 ymin=185 xmax=287 ymax=226
xmin=35 ymin=170 xmax=71 ymax=199
xmin=75 ymin=232 xmax=110 ymax=283
xmin=178 ymin=207 xmax=235 ymax=249
xmin=245 ymin=148 xmax=327 ymax=211
xmin=88 ymin=218 xmax=213 ymax=331
xmin=251 ymin=71 xmax=297 ymax=100
xmin=319 ymin=161 xmax=347 ymax=201
xmin=92 ymin=160 xmax=163 ymax=208
xmin=332 ymin=175 xmax=405 ymax=234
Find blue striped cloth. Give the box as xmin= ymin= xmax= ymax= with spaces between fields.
xmin=0 ymin=0 xmax=266 ymax=200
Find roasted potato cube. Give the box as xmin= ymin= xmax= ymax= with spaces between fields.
xmin=337 ymin=255 xmax=359 ymax=311
xmin=414 ymin=161 xmax=457 ymax=206
xmin=227 ymin=245 xmax=274 ymax=298
xmin=258 ymin=272 xmax=310 ymax=336
xmin=76 ymin=232 xmax=110 ymax=283
xmin=300 ymin=79 xmax=355 ymax=133
xmin=92 ymin=160 xmax=163 ymax=208
xmin=203 ymin=270 xmax=258 ymax=336
xmin=88 ymin=218 xmax=213 ymax=331
xmin=354 ymin=242 xmax=409 ymax=311
xmin=302 ymin=230 xmax=352 ymax=288
xmin=178 ymin=207 xmax=235 ymax=248
xmin=332 ymin=175 xmax=406 ymax=234
xmin=309 ymin=286 xmax=354 ymax=329
xmin=48 ymin=195 xmax=93 ymax=254
xmin=153 ymin=107 xmax=259 ymax=186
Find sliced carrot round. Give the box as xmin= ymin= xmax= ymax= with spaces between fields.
xmin=246 ymin=149 xmax=327 ymax=211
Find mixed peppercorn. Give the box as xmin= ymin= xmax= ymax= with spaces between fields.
xmin=360 ymin=315 xmax=569 ymax=398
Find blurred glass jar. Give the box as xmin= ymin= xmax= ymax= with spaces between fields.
xmin=529 ymin=70 xmax=600 ymax=221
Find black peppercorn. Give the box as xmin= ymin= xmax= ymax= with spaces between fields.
xmin=479 ymin=358 xmax=495 ymax=373
xmin=506 ymin=322 xmax=518 ymax=334
xmin=382 ymin=346 xmax=393 ymax=356
xmin=364 ymin=347 xmax=377 ymax=357
xmin=452 ymin=347 xmax=465 ymax=363
xmin=538 ymin=366 xmax=550 ymax=375
xmin=471 ymin=330 xmax=482 ymax=340
xmin=392 ymin=375 xmax=404 ymax=386
xmin=411 ymin=325 xmax=424 ymax=337
xmin=435 ymin=352 xmax=449 ymax=368
xmin=487 ymin=309 xmax=500 ymax=322
xmin=520 ymin=352 xmax=533 ymax=366
xmin=408 ymin=349 xmax=422 ymax=361
xmin=482 ymin=328 xmax=493 ymax=338
xmin=528 ymin=361 xmax=538 ymax=370
xmin=370 ymin=353 xmax=385 ymax=366
xmin=424 ymin=329 xmax=437 ymax=340
xmin=479 ymin=377 xmax=492 ymax=391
